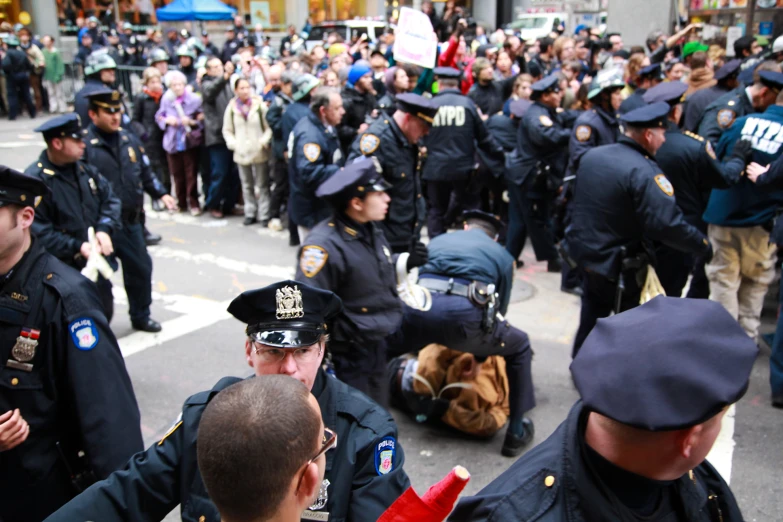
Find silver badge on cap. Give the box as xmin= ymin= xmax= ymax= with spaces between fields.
xmin=276 ymin=285 xmax=304 ymax=320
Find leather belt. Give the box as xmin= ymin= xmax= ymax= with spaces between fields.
xmin=121 ymin=207 xmax=142 ymax=224
xmin=418 ymin=277 xmax=471 ymax=298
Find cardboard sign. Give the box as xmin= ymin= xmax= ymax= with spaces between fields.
xmin=393 ymin=7 xmax=437 ymax=69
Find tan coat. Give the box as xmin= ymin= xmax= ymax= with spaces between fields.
xmin=413 ymin=344 xmax=510 ymax=437
xmin=222 ymin=95 xmax=272 ymax=166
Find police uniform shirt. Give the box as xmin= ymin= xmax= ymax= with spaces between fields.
xmin=486 ymin=113 xmax=518 ymax=152
xmin=25 ymin=152 xmax=121 ymax=265
xmin=510 ymin=102 xmax=571 ymax=187
xmin=567 ymin=106 xmax=620 ymax=176
xmin=46 ymin=369 xmax=410 ymax=522
xmin=696 ymin=86 xmax=754 ymax=146
xmin=681 ymin=85 xmax=731 ymax=132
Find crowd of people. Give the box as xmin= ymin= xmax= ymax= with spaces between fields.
xmin=1 ymin=2 xmax=783 ymax=521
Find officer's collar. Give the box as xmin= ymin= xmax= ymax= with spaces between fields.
xmin=664 ymin=120 xmax=681 ymax=133
xmin=386 ymin=114 xmax=413 ymax=147
xmin=0 ymin=237 xmax=46 ymax=302
xmin=618 ymin=135 xmax=656 ymax=159
xmin=314 ymin=368 xmax=337 ymax=472
xmin=436 ymin=88 xmax=462 ymax=95
xmin=307 ymin=111 xmax=328 ymax=132
xmin=594 ymin=105 xmax=618 ymax=125
xmin=87 ymin=123 xmax=124 ymax=147
xmin=534 ymin=100 xmax=558 ymax=114
xmin=37 ymin=151 xmax=78 ymax=179
xmin=335 ymin=213 xmax=369 ymax=242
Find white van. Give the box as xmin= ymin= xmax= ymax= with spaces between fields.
xmin=305 ymin=20 xmax=389 ymax=51
xmin=504 ymin=12 xmax=567 ymax=42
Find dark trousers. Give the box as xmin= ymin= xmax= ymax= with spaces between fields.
xmin=426 ymin=180 xmax=479 ymax=238
xmin=269 ymin=156 xmax=289 ymax=219
xmin=167 ymin=148 xmax=200 ymax=211
xmin=389 ymin=294 xmax=535 ymax=424
xmin=113 ymin=221 xmax=153 ymax=322
xmin=572 ymin=270 xmax=641 ymax=358
xmin=204 ymin=143 xmax=239 ymax=213
xmin=656 ymin=244 xmax=710 ymax=299
xmin=770 ymin=262 xmax=783 ymax=397
xmin=198 ymin=145 xmax=211 ymax=197
xmin=505 ymin=180 xmax=528 ymax=261
xmin=149 ymin=154 xmax=171 ymax=193
xmin=332 ymin=338 xmax=389 ymax=409
xmin=95 ymin=277 xmax=114 ymax=323
xmin=7 ymin=73 xmax=35 ymax=120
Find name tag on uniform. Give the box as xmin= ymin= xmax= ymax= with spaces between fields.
xmin=301 ymin=511 xmax=329 ymax=521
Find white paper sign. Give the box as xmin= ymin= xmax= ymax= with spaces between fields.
xmin=725 ymin=26 xmax=744 ymax=57
xmin=393 ymin=7 xmax=437 ymax=69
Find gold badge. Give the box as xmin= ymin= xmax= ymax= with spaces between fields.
xmin=575 ymin=125 xmax=592 ymax=142
xmin=111 ymin=90 xmax=121 ymax=101
xmin=128 ymin=147 xmax=137 ymax=163
xmin=539 ymin=115 xmax=553 ymax=127
xmin=300 ymin=246 xmax=328 ymax=278
xmin=654 ymin=174 xmax=674 ymax=196
xmin=359 ymin=134 xmax=380 ymax=155
xmin=705 ymin=141 xmax=717 ymax=160
xmin=8 ymin=327 xmax=40 ymax=372
xmin=303 ymin=143 xmax=321 ymax=163
xmin=276 ymin=285 xmax=305 ymax=320
xmin=716 ymin=109 xmax=736 ymax=129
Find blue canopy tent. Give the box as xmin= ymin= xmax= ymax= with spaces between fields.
xmin=156 ymin=0 xmax=237 ymax=21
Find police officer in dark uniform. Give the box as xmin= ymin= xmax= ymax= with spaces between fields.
xmin=348 ymin=93 xmax=439 ymax=254
xmin=24 ymin=113 xmax=122 ymax=321
xmin=506 ymin=74 xmax=571 ymax=273
xmin=422 ymin=67 xmax=505 ymax=238
xmin=644 ymin=82 xmax=752 ymax=299
xmin=74 ymin=51 xmax=119 ymax=129
xmin=696 ymin=60 xmax=781 ymax=145
xmin=681 ymin=58 xmax=742 ymax=132
xmin=0 ymin=167 xmax=142 ymax=522
xmin=83 ymin=87 xmax=178 ymax=332
xmin=1 ymin=35 xmax=35 ymax=120
xmin=618 ymin=63 xmax=664 ymax=115
xmin=449 ymin=296 xmax=755 ymax=522
xmin=47 ymin=280 xmax=410 ymax=522
xmin=391 ymin=210 xmax=536 ymax=457
xmin=295 ymin=159 xmax=427 ymax=406
xmin=564 ymin=103 xmax=711 ymax=357
xmin=499 ymin=100 xmax=533 ymax=265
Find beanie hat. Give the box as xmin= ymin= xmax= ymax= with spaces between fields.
xmin=348 ymin=63 xmax=372 ymax=87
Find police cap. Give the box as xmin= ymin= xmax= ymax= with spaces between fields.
xmin=530 ymin=74 xmax=560 ymax=100
xmin=316 ymin=157 xmax=392 ymax=201
xmin=642 ymin=81 xmax=688 ymax=106
xmin=433 ymin=67 xmax=462 ymax=79
xmin=86 ymin=86 xmax=123 ymax=113
xmin=758 ymin=70 xmax=783 ymax=92
xmin=227 ymin=280 xmax=343 ymax=348
xmin=509 ymin=99 xmax=532 ymax=118
xmin=714 ymin=58 xmax=742 ymax=81
xmin=395 ymin=93 xmax=439 ymax=125
xmin=34 ymin=113 xmax=84 ymax=141
xmin=0 ymin=166 xmax=49 ymax=208
xmin=619 ymin=101 xmax=670 ymax=128
xmin=461 ymin=209 xmax=505 ymax=236
xmin=638 ymin=62 xmax=663 ymax=80
xmin=571 ymin=296 xmax=757 ymax=431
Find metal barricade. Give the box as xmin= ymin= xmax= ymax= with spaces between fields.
xmin=116 ymin=65 xmax=147 ymax=112
xmin=62 ymin=62 xmax=85 ymax=105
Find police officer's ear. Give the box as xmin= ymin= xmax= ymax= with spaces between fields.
xmin=297 ymin=459 xmax=323 ymax=508
xmin=244 ymin=338 xmax=255 ymax=368
xmin=87 ymin=108 xmax=99 ymax=124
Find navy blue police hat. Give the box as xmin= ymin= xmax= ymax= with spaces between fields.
xmin=85 ymin=86 xmax=123 ymax=113
xmin=714 ymin=58 xmax=742 ymax=81
xmin=571 ymin=296 xmax=758 ymax=431
xmin=395 ymin=93 xmax=439 ymax=125
xmin=34 ymin=113 xmax=84 ymax=141
xmin=642 ymin=81 xmax=688 ymax=106
xmin=227 ymin=280 xmax=343 ymax=348
xmin=461 ymin=209 xmax=505 ymax=235
xmin=639 ymin=62 xmax=663 ymax=80
xmin=619 ymin=101 xmax=670 ymax=128
xmin=758 ymin=70 xmax=783 ymax=92
xmin=0 ymin=166 xmax=50 ymax=208
xmin=433 ymin=67 xmax=462 ymax=79
xmin=530 ymin=74 xmax=560 ymax=100
xmin=509 ymin=99 xmax=532 ymax=118
xmin=316 ymin=157 xmax=392 ymax=201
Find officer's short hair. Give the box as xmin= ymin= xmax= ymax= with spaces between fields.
xmin=734 ymin=35 xmax=755 ymax=57
xmin=197 ymin=375 xmax=321 ymax=522
xmin=539 ymin=37 xmax=554 ymax=53
xmin=753 ymin=60 xmax=781 ymax=85
xmin=465 ymin=218 xmax=498 ymax=238
xmin=310 ymin=86 xmax=339 ymax=115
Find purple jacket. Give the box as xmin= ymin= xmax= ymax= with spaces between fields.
xmin=155 ymin=90 xmax=203 ymax=154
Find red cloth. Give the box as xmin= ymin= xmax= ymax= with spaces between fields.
xmin=378 ymin=467 xmax=470 ymax=522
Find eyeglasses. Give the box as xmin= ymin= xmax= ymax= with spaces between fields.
xmin=296 ymin=427 xmax=337 ymax=493
xmin=252 ymin=343 xmax=322 ymax=364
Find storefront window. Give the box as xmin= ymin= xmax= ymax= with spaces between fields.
xmin=242 ymin=0 xmax=286 ymax=31
xmin=309 ymin=0 xmax=365 ymax=23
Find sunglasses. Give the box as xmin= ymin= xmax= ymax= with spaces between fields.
xmin=296 ymin=427 xmax=337 ymax=493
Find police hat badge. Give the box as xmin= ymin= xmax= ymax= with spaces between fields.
xmin=275 ymin=285 xmax=305 ymax=320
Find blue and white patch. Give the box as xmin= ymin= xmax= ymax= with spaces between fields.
xmin=69 ymin=317 xmax=99 ymax=351
xmin=375 ymin=436 xmax=396 ymax=476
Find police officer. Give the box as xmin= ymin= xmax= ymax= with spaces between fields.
xmin=618 ymin=63 xmax=664 ymax=115
xmin=147 ymin=47 xmax=170 ymax=76
xmin=283 ymin=73 xmax=321 ymax=160
xmin=0 ymin=166 xmax=142 ymax=522
xmin=506 ymin=74 xmax=571 ymax=273
xmin=83 ymin=87 xmax=177 ymax=332
xmin=47 ymin=280 xmax=410 ymax=522
xmin=564 ymin=102 xmax=711 ymax=357
xmin=449 ymin=296 xmax=755 ymax=522
xmin=348 ymin=93 xmax=439 ymax=254
xmin=74 ymin=50 xmax=118 ymax=129
xmin=697 ymin=60 xmax=781 ymax=145
xmin=645 ymin=82 xmax=752 ymax=299
xmin=24 ymin=113 xmax=121 ymax=320
xmin=289 ymin=87 xmax=345 ymax=239
xmin=1 ymin=35 xmax=35 ymax=120
xmin=681 ymin=58 xmax=742 ymax=132
xmin=390 ymin=210 xmax=535 ymax=457
xmin=295 ymin=159 xmax=427 ymax=406
xmin=176 ymin=44 xmax=198 ymax=86
xmin=423 ymin=67 xmax=504 ymax=238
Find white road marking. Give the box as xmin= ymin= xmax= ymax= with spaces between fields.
xmin=148 ymin=246 xmax=295 ymax=279
xmin=706 ymin=404 xmax=736 ymax=483
xmin=144 ymin=207 xmax=290 ymax=239
xmin=0 ymin=140 xmax=46 ymax=148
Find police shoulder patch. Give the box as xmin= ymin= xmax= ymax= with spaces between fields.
xmin=300 ymin=245 xmax=328 ymax=278
xmin=303 ymin=143 xmax=321 ymax=163
xmin=375 ymin=436 xmax=396 ymax=476
xmin=539 ymin=115 xmax=553 ymax=127
xmin=705 ymin=141 xmax=717 ymax=160
xmin=575 ymin=125 xmax=592 ymax=142
xmin=68 ymin=317 xmax=100 ymax=351
xmin=360 ymin=133 xmax=380 ymax=155
xmin=717 ymin=109 xmax=736 ymax=129
xmin=654 ymin=174 xmax=674 ymax=197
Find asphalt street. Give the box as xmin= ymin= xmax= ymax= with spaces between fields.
xmin=3 ymin=115 xmax=782 ymax=521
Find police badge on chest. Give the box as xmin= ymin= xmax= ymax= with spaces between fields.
xmin=7 ymin=327 xmax=40 ymax=372
xmin=300 ymin=479 xmax=330 ymax=521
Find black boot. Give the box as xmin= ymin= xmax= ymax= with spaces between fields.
xmin=547 ymin=258 xmax=562 ymax=273
xmin=131 ymin=318 xmax=162 ymax=333
xmin=501 ymin=417 xmax=535 ymax=457
xmin=144 ymin=227 xmax=162 ymax=246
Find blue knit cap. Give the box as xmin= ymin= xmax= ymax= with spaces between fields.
xmin=348 ymin=63 xmax=372 ymax=87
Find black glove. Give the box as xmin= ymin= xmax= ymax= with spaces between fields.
xmin=406 ymin=241 xmax=429 ymax=270
xmin=702 ymin=240 xmax=714 ymax=264
xmin=730 ymin=139 xmax=754 ymax=163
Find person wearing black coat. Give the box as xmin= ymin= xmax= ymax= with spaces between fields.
xmin=338 ymin=64 xmax=378 ymax=153
xmin=132 ymin=70 xmax=170 ymax=193
xmin=468 ymin=57 xmax=518 ymax=117
xmin=2 ymin=37 xmax=35 ymax=120
xmin=681 ymin=59 xmax=741 ymax=132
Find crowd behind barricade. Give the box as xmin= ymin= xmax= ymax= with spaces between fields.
xmin=2 ymin=2 xmax=783 ymax=521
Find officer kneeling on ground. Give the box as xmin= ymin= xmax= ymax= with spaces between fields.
xmin=449 ymin=296 xmax=756 ymax=521
xmin=46 ymin=280 xmax=409 ymax=522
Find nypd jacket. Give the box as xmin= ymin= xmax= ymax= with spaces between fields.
xmin=1 ymin=239 xmax=142 ymax=522
xmin=422 ymin=88 xmax=504 ymax=182
xmin=266 ymin=90 xmax=294 ymax=160
xmin=46 ymin=369 xmax=410 ymax=522
xmin=448 ymin=401 xmax=743 ymax=522
xmin=507 ymin=102 xmax=571 ymax=187
xmin=565 ymin=136 xmax=709 ymax=279
xmin=697 ymin=86 xmax=753 ymax=146
xmin=681 ymin=84 xmax=731 ymax=132
xmin=289 ymin=112 xmax=343 ymax=229
xmin=347 ymin=115 xmax=424 ymax=250
xmin=338 ymin=85 xmax=378 ymax=153
xmin=83 ymin=124 xmax=168 ymax=213
xmin=566 ymin=105 xmax=620 ymax=177
xmin=26 ymin=152 xmax=121 ymax=267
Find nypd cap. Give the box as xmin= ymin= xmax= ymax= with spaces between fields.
xmin=0 ymin=166 xmax=49 ymax=208
xmin=714 ymin=59 xmax=742 ymax=81
xmin=642 ymin=81 xmax=688 ymax=106
xmin=462 ymin=209 xmax=505 ymax=236
xmin=433 ymin=67 xmax=462 ymax=79
xmin=316 ymin=157 xmax=392 ymax=201
xmin=530 ymin=74 xmax=560 ymax=99
xmin=509 ymin=99 xmax=532 ymax=118
xmin=758 ymin=70 xmax=783 ymax=92
xmin=395 ymin=93 xmax=439 ymax=125
xmin=85 ymin=86 xmax=123 ymax=113
xmin=34 ymin=113 xmax=85 ymax=141
xmin=638 ymin=63 xmax=663 ymax=80
xmin=619 ymin=101 xmax=670 ymax=128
